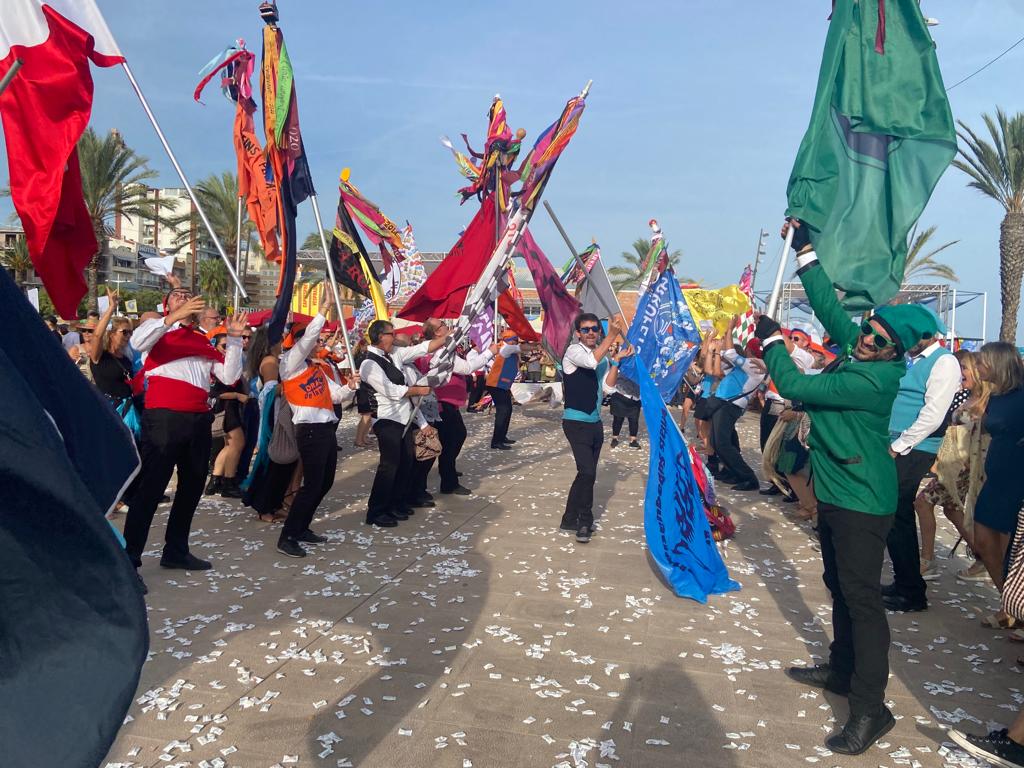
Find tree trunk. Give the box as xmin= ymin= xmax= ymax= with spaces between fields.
xmin=999 ymin=212 xmax=1024 ymax=343
xmin=86 ymin=252 xmax=99 ymax=314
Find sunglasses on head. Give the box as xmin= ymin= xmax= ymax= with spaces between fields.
xmin=859 ymin=321 xmax=891 ymax=349
xmin=578 ymin=325 xmax=601 ymax=334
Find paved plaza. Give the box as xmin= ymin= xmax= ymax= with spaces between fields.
xmin=104 ymin=404 xmax=1007 ymax=768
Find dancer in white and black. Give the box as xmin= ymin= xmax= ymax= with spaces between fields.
xmin=608 ymin=372 xmax=641 ymax=449
xmin=360 ymin=319 xmax=448 ymax=527
xmin=123 ymin=288 xmax=246 ymax=590
xmin=276 ymin=292 xmax=358 ymax=557
xmin=559 ymin=313 xmax=629 ymax=543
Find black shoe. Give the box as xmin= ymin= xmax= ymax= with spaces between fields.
xmin=204 ymin=476 xmax=221 ymax=496
xmin=949 ymin=728 xmax=1024 ymax=768
xmin=782 ymin=494 xmax=798 ymax=503
xmin=219 ymin=478 xmax=243 ymax=499
xmin=490 ymin=443 xmax=511 ymax=450
xmin=560 ymin=521 xmax=577 ymax=532
xmin=716 ymin=471 xmax=741 ymax=484
xmin=367 ymin=515 xmax=398 ymax=528
xmin=420 ymin=492 xmax=435 ymax=502
xmin=441 ymin=485 xmax=472 ymax=496
xmin=785 ymin=664 xmax=851 ymax=696
xmin=391 ymin=509 xmax=411 ymax=521
xmin=297 ymin=529 xmax=328 ymax=544
xmin=159 ymin=494 xmax=172 ymax=505
xmin=137 ymin=570 xmax=148 ymax=595
xmin=160 ymin=552 xmax=212 ymax=571
xmin=411 ymin=498 xmax=436 ymax=508
xmin=276 ymin=537 xmax=307 ymax=558
xmin=880 ymin=582 xmax=898 ymax=598
xmin=883 ymin=594 xmax=927 ymax=612
xmin=502 ymin=438 xmax=517 ymax=444
xmin=610 ymin=438 xmax=619 ymax=448
xmin=731 ymin=479 xmax=760 ymax=492
xmin=456 ymin=472 xmax=463 ymax=477
xmin=826 ymin=707 xmax=895 ymax=756
xmin=575 ymin=526 xmax=592 ymax=544
xmin=759 ymin=485 xmax=782 ymax=496
xmin=629 ymin=441 xmax=641 ymax=449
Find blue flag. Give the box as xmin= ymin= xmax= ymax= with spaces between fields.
xmin=635 ymin=356 xmax=739 ymax=602
xmin=620 ymin=270 xmax=700 ymax=402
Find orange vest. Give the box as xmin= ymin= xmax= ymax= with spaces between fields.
xmin=282 ymin=365 xmax=334 ymax=412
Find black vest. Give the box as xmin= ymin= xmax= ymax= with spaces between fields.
xmin=364 ymin=351 xmax=406 ymax=391
xmin=564 ymin=364 xmax=600 ymax=414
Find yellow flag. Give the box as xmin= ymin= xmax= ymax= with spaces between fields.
xmin=682 ymin=285 xmax=751 ymax=338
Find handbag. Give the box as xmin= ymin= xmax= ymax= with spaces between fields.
xmin=1002 ymin=514 xmax=1024 ymax=622
xmin=268 ymin=399 xmax=300 ymax=464
xmin=414 ymin=427 xmax=442 ymax=461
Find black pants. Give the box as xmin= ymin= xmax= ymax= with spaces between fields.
xmin=711 ymin=402 xmax=756 ymax=483
xmin=282 ymin=422 xmax=338 ymax=540
xmin=611 ymin=414 xmax=639 ymax=438
xmin=468 ymin=374 xmax=486 ymax=408
xmin=438 ymin=402 xmax=467 ymax=492
xmin=561 ymin=420 xmax=603 ymax=530
xmin=886 ymin=449 xmax=934 ymax=602
xmin=367 ymin=419 xmax=416 ymax=521
xmin=488 ymin=386 xmax=513 ymax=446
xmin=818 ymin=503 xmax=893 ymax=717
xmin=234 ymin=398 xmax=260 ymax=482
xmin=124 ymin=408 xmax=213 ymax=568
xmin=759 ymin=405 xmax=780 ymax=452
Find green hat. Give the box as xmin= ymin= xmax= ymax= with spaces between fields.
xmin=872 ymin=304 xmax=941 ymax=356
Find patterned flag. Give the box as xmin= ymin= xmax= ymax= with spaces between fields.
xmin=634 ymin=354 xmax=740 ymax=602
xmin=560 ymin=243 xmax=600 ymax=287
xmin=683 ymin=284 xmax=752 ymax=339
xmin=518 ymin=92 xmax=586 ymax=212
xmin=328 ymin=187 xmax=388 ymax=321
xmin=339 ymin=173 xmax=404 ymax=273
xmin=733 ymin=264 xmax=756 ymax=350
xmin=620 ymin=269 xmax=701 ymax=403
xmin=636 ymin=220 xmax=667 ymax=295
xmin=516 ymin=227 xmax=581 ymax=358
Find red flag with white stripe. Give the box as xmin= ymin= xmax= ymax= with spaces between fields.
xmin=0 ymin=1 xmax=124 ymax=317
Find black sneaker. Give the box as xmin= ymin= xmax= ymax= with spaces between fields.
xmin=949 ymin=728 xmax=1024 ymax=768
xmin=160 ymin=552 xmax=213 ymax=571
xmin=441 ymin=485 xmax=472 ymax=496
xmin=629 ymin=440 xmax=641 ymax=449
xmin=277 ymin=537 xmax=306 ymax=558
xmin=610 ymin=438 xmax=619 ymax=448
xmin=297 ymin=529 xmax=328 ymax=544
xmin=575 ymin=526 xmax=591 ymax=544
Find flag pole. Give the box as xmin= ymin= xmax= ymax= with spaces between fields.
xmin=765 ymin=226 xmax=794 ymax=319
xmin=543 ymin=200 xmax=623 ymax=320
xmin=309 ymin=193 xmax=356 ymax=371
xmin=120 ymin=62 xmax=247 ymax=299
xmin=233 ymin=195 xmax=244 ymax=311
xmin=0 ymin=59 xmax=23 ymax=96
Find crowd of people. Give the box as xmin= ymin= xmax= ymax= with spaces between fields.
xmin=49 ymin=218 xmax=1024 ymax=764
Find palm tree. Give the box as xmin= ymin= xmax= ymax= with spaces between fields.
xmin=903 ymin=225 xmax=959 ymax=283
xmin=1 ymin=234 xmax=33 ymax=292
xmin=952 ymin=108 xmax=1024 ymax=342
xmin=607 ymin=236 xmax=691 ymax=291
xmin=78 ymin=127 xmax=164 ymax=312
xmin=301 ymin=229 xmax=332 ymax=251
xmin=198 ymin=258 xmax=229 ymax=310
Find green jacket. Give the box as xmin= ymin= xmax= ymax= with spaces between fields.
xmin=764 ymin=260 xmax=905 ymax=515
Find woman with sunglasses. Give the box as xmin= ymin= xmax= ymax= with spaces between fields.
xmin=559 ymin=313 xmax=628 ymax=543
xmin=88 ymin=287 xmax=139 ymax=433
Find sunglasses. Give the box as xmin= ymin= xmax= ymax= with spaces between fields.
xmin=578 ymin=325 xmax=601 ymax=334
xmin=859 ymin=321 xmax=891 ymax=349
xmin=117 ymin=329 xmax=132 ymax=337
xmin=242 ymin=334 xmax=252 ymax=340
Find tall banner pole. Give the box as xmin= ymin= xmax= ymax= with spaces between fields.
xmin=309 ymin=193 xmax=356 ymax=371
xmin=233 ymin=195 xmax=243 ymax=311
xmin=543 ymin=200 xmax=623 ymax=320
xmin=0 ymin=59 xmax=23 ymax=96
xmin=120 ymin=62 xmax=247 ymax=299
xmin=765 ymin=226 xmax=795 ymax=319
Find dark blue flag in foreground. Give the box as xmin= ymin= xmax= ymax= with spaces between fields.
xmin=635 ymin=356 xmax=739 ymax=602
xmin=0 ymin=269 xmax=148 ymax=767
xmin=620 ymin=269 xmax=700 ymax=402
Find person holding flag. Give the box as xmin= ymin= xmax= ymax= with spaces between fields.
xmin=486 ymin=329 xmax=522 ymax=450
xmin=559 ymin=313 xmax=629 ymax=544
xmin=754 ymin=220 xmax=935 ymax=755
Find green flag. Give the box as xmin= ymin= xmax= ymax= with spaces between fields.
xmin=786 ymin=0 xmax=956 ymax=310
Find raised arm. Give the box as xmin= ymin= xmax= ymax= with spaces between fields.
xmin=762 ymin=336 xmax=880 ymax=407
xmin=89 ymin=288 xmax=119 ymax=364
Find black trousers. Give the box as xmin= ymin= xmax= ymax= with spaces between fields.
xmin=611 ymin=413 xmax=639 ymax=438
xmin=124 ymin=408 xmax=213 ymax=567
xmin=886 ymin=449 xmax=934 ymax=602
xmin=561 ymin=420 xmax=603 ymax=530
xmin=711 ymin=402 xmax=756 ymax=483
xmin=367 ymin=419 xmax=416 ymax=521
xmin=438 ymin=402 xmax=467 ymax=492
xmin=488 ymin=386 xmax=513 ymax=446
xmin=468 ymin=374 xmax=486 ymax=407
xmin=234 ymin=398 xmax=260 ymax=482
xmin=759 ymin=406 xmax=780 ymax=452
xmin=818 ymin=503 xmax=893 ymax=717
xmin=282 ymin=422 xmax=338 ymax=540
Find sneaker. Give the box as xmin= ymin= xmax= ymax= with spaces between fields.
xmin=575 ymin=526 xmax=592 ymax=544
xmin=160 ymin=552 xmax=212 ymax=571
xmin=629 ymin=440 xmax=641 ymax=449
xmin=920 ymin=558 xmax=941 ymax=582
xmin=957 ymin=560 xmax=990 ymax=583
xmin=277 ymin=537 xmax=307 ymax=558
xmin=610 ymin=438 xmax=619 ymax=449
xmin=949 ymin=728 xmax=1024 ymax=768
xmin=297 ymin=529 xmax=328 ymax=544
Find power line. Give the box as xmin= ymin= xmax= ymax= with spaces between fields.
xmin=946 ymin=34 xmax=1024 ymax=92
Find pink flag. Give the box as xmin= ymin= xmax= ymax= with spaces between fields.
xmin=516 ymin=227 xmax=581 ymax=357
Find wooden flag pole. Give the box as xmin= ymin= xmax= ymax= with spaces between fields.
xmin=309 ymin=193 xmax=356 ymax=371
xmin=121 ymin=62 xmax=247 ymax=299
xmin=543 ymin=200 xmax=623 ymax=320
xmin=0 ymin=59 xmax=23 ymax=96
xmin=765 ymin=226 xmax=795 ymax=319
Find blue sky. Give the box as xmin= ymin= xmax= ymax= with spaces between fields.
xmin=3 ymin=1 xmax=1022 ymax=339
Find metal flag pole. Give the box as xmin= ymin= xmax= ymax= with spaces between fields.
xmin=120 ymin=62 xmax=247 ymax=299
xmin=543 ymin=200 xmax=623 ymax=320
xmin=765 ymin=226 xmax=795 ymax=319
xmin=309 ymin=193 xmax=356 ymax=371
xmin=233 ymin=196 xmax=244 ymax=311
xmin=0 ymin=59 xmax=23 ymax=96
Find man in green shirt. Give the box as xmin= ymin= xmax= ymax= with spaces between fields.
xmin=754 ymin=220 xmax=936 ymax=756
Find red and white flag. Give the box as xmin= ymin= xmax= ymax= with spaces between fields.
xmin=0 ymin=1 xmax=124 ymax=317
